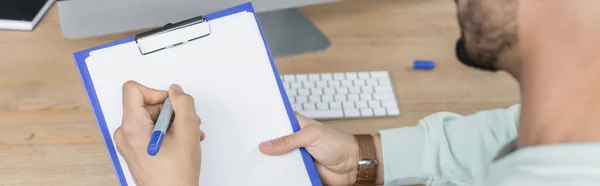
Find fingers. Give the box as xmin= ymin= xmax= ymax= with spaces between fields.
xmin=144 ymin=104 xmax=163 ymax=122
xmin=200 ymin=130 xmax=206 ymax=141
xmin=122 ymin=81 xmax=168 ymax=111
xmin=259 ymin=125 xmax=318 ymax=155
xmin=168 ymin=84 xmax=201 ymax=135
xmin=259 ymin=113 xmax=321 ymax=155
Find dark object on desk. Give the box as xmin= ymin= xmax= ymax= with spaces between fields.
xmin=0 ymin=0 xmax=54 ymax=31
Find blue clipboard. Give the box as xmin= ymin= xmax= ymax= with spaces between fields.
xmin=73 ymin=3 xmax=322 ymax=186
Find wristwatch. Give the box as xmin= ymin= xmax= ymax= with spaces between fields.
xmin=354 ymin=135 xmax=378 ymax=186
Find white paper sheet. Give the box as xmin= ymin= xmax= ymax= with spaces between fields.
xmin=85 ymin=11 xmax=312 ymax=186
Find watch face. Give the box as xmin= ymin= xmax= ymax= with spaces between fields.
xmin=358 ymin=159 xmax=378 ymax=166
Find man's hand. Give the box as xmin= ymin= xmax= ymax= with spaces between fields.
xmin=259 ymin=113 xmax=381 ymax=185
xmin=114 ymin=81 xmax=204 ymax=186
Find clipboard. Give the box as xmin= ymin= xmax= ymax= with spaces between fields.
xmin=73 ymin=3 xmax=321 ymax=186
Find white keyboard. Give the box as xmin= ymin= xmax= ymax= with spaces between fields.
xmin=280 ymin=71 xmax=400 ymax=120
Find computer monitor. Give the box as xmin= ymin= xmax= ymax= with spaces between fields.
xmin=57 ymin=0 xmax=339 ymax=58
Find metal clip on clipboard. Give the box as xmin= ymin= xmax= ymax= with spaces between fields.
xmin=134 ymin=15 xmax=211 ymax=55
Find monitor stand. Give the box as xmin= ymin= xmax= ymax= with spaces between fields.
xmin=256 ymin=8 xmax=331 ymax=59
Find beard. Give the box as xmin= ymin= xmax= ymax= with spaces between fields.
xmin=455 ymin=36 xmax=500 ymax=72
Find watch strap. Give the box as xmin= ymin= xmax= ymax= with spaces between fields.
xmin=354 ymin=135 xmax=377 ymax=186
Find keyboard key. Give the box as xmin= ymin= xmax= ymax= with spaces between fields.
xmin=374 ymin=108 xmax=387 ymax=116
xmin=309 ymin=95 xmax=321 ymax=103
xmin=328 ymin=80 xmax=341 ymax=87
xmin=378 ymin=78 xmax=392 ymax=85
xmin=343 ymin=101 xmax=355 ymax=109
xmin=334 ymin=73 xmax=345 ymax=80
xmin=330 ymin=102 xmax=342 ymax=110
xmin=321 ymin=73 xmax=333 ymax=81
xmin=297 ymin=74 xmax=308 ymax=81
xmin=366 ymin=79 xmax=379 ymax=86
xmin=349 ymin=87 xmax=361 ymax=94
xmin=348 ymin=94 xmax=360 ymax=101
xmin=344 ymin=109 xmax=361 ymax=117
xmin=336 ymin=87 xmax=349 ymax=94
xmin=362 ymin=86 xmax=374 ymax=93
xmin=355 ymin=101 xmax=368 ymax=108
xmin=311 ymin=88 xmax=323 ymax=95
xmin=334 ymin=95 xmax=347 ymax=102
xmin=387 ymin=107 xmax=401 ymax=115
xmin=292 ymin=104 xmax=302 ymax=111
xmin=296 ymin=96 xmax=308 ymax=103
xmin=303 ymin=103 xmax=316 ymax=111
xmin=303 ymin=81 xmax=316 ymax=88
xmin=316 ymin=103 xmax=329 ymax=110
xmin=368 ymin=100 xmax=382 ymax=108
xmin=358 ymin=72 xmax=370 ymax=79
xmin=354 ymin=79 xmax=366 ymax=87
xmin=298 ymin=88 xmax=310 ymax=96
xmin=283 ymin=75 xmax=295 ymax=82
xmin=300 ymin=110 xmax=344 ymax=119
xmin=309 ymin=74 xmax=320 ymax=81
xmin=283 ymin=82 xmax=290 ymax=89
xmin=371 ymin=71 xmax=389 ymax=78
xmin=287 ymin=89 xmax=297 ymax=96
xmin=322 ymin=95 xmax=334 ymax=102
xmin=373 ymin=93 xmax=395 ymax=100
xmin=381 ymin=100 xmax=398 ymax=108
xmin=324 ymin=88 xmax=336 ymax=95
xmin=341 ymin=80 xmax=354 ymax=87
xmin=345 ymin=72 xmax=358 ymax=80
xmin=316 ymin=81 xmax=328 ymax=88
xmin=288 ymin=97 xmax=295 ymax=104
xmin=360 ymin=109 xmax=374 ymax=116
xmin=375 ymin=85 xmax=394 ymax=93
xmin=360 ymin=93 xmax=373 ymax=101
xmin=291 ymin=82 xmax=303 ymax=89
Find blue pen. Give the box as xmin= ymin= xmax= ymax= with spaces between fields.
xmin=147 ymin=97 xmax=174 ymax=156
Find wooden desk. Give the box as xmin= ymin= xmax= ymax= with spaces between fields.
xmin=0 ymin=0 xmax=519 ymax=185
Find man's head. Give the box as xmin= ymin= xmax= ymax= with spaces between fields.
xmin=454 ymin=0 xmax=519 ymax=73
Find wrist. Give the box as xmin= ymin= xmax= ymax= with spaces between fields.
xmin=350 ymin=136 xmax=360 ymax=184
xmin=351 ymin=134 xmax=384 ymax=185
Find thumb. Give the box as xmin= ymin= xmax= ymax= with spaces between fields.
xmin=294 ymin=112 xmax=320 ymax=128
xmin=259 ymin=126 xmax=318 ymax=155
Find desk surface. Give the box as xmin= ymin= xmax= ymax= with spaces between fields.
xmin=0 ymin=0 xmax=519 ymax=185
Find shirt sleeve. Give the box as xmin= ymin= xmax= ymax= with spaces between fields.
xmin=379 ymin=104 xmax=521 ymax=186
xmin=480 ymin=143 xmax=600 ymax=186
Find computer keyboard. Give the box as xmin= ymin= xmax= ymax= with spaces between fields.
xmin=280 ymin=71 xmax=400 ymax=120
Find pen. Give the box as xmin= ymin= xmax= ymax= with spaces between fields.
xmin=147 ymin=97 xmax=174 ymax=156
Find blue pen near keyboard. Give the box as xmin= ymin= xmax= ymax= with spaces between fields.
xmin=147 ymin=97 xmax=174 ymax=156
